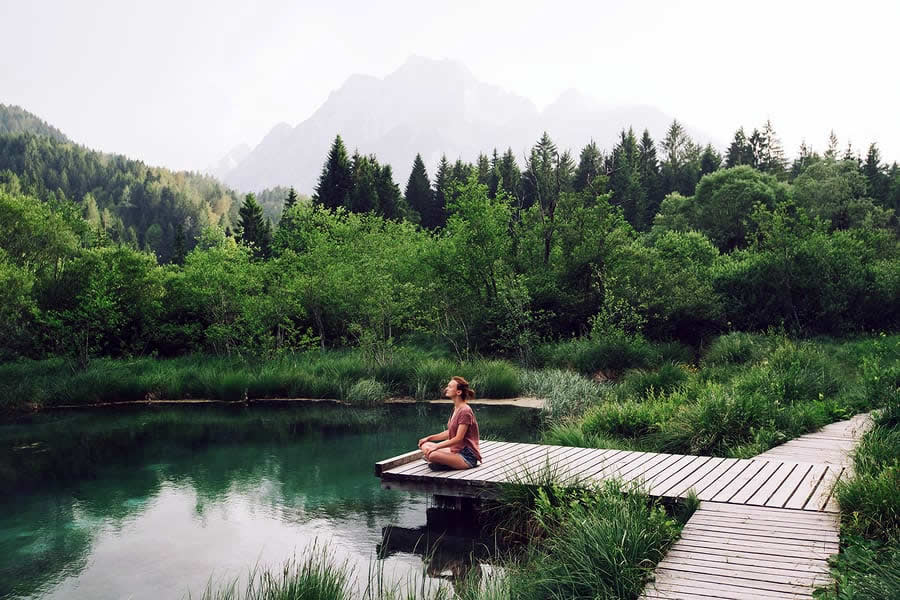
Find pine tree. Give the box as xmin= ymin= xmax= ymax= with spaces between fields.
xmin=863 ymin=143 xmax=889 ymax=204
xmin=349 ymin=151 xmax=378 ymax=213
xmin=759 ymin=120 xmax=786 ymax=177
xmin=574 ymin=140 xmax=603 ymax=193
xmin=375 ymin=164 xmax=402 ymax=219
xmin=488 ymin=149 xmax=501 ymax=198
xmin=172 ymin=222 xmax=187 ymax=265
xmin=313 ymin=135 xmax=353 ymax=210
xmin=476 ymin=153 xmax=491 ymax=187
xmin=284 ymin=187 xmax=299 ymax=211
xmin=238 ymin=193 xmax=271 ymax=258
xmin=498 ymin=148 xmax=521 ymax=199
xmin=700 ymin=144 xmax=722 ymax=176
xmin=747 ymin=129 xmax=764 ymax=169
xmin=726 ymin=128 xmax=749 ymax=167
xmin=637 ymin=130 xmax=662 ymax=229
xmin=433 ymin=155 xmax=450 ymax=217
xmin=791 ymin=141 xmax=818 ymax=179
xmin=660 ymin=120 xmax=701 ymax=195
xmin=610 ymin=128 xmax=644 ymax=227
xmin=825 ymin=130 xmax=839 ymax=159
xmin=406 ymin=154 xmax=436 ymax=228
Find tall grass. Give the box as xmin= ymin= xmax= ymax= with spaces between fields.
xmin=823 ymin=401 xmax=900 ymax=600
xmin=0 ymin=348 xmax=533 ymax=413
xmin=519 ymin=368 xmax=604 ymax=421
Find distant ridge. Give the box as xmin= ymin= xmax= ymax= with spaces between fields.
xmin=222 ymin=57 xmax=718 ymax=194
xmin=0 ymin=104 xmax=70 ymax=143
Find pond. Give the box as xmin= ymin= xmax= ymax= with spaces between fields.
xmin=0 ymin=403 xmax=540 ymax=599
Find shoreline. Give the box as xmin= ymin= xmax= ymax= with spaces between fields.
xmin=38 ymin=396 xmax=546 ymax=411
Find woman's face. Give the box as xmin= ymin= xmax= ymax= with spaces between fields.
xmin=444 ymin=379 xmax=459 ymax=400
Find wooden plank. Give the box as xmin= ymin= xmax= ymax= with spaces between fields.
xmin=375 ymin=449 xmax=424 ymax=476
xmin=554 ymin=447 xmax=620 ymax=481
xmin=804 ymin=466 xmax=844 ymax=512
xmin=747 ymin=462 xmax=799 ymax=506
xmin=654 ymin=558 xmax=829 ymax=586
xmin=695 ymin=460 xmax=753 ymax=501
xmin=673 ymin=538 xmax=834 ymax=560
xmin=663 ymin=457 xmax=727 ymax=498
xmin=763 ymin=463 xmax=812 ymax=508
xmin=783 ymin=464 xmax=828 ymax=510
xmin=729 ymin=461 xmax=785 ymax=505
xmin=584 ymin=450 xmax=655 ymax=481
xmin=491 ymin=444 xmax=584 ymax=484
xmin=679 ymin=527 xmax=839 ymax=553
xmin=625 ymin=454 xmax=684 ymax=487
xmin=663 ymin=549 xmax=830 ymax=575
xmin=564 ymin=448 xmax=629 ymax=481
xmin=707 ymin=460 xmax=766 ymax=502
xmin=643 ymin=579 xmax=807 ymax=600
xmin=649 ymin=456 xmax=714 ymax=497
xmin=697 ymin=501 xmax=836 ymax=521
xmin=685 ymin=520 xmax=839 ymax=543
xmin=446 ymin=442 xmax=550 ymax=482
xmin=688 ymin=511 xmax=838 ymax=532
xmin=615 ymin=452 xmax=672 ymax=481
xmin=654 ymin=568 xmax=816 ymax=596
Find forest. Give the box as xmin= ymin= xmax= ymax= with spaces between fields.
xmin=1 ymin=112 xmax=899 ymax=366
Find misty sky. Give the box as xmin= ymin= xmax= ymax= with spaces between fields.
xmin=3 ymin=0 xmax=898 ymax=172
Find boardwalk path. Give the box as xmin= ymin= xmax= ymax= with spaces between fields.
xmin=638 ymin=412 xmax=874 ymax=600
xmin=375 ymin=413 xmax=874 ymax=598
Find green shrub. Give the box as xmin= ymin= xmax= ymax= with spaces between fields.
xmin=345 ymin=378 xmax=387 ymax=407
xmin=582 ymin=396 xmax=677 ymax=440
xmin=468 ymin=360 xmax=521 ymax=398
xmin=659 ymin=382 xmax=777 ymax=455
xmin=520 ymin=368 xmax=603 ymax=421
xmin=701 ymin=331 xmax=769 ymax=366
xmin=619 ymin=363 xmax=690 ymax=398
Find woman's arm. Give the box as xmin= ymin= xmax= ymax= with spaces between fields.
xmin=418 ymin=430 xmax=450 ymax=448
xmin=424 ymin=424 xmax=468 ymax=454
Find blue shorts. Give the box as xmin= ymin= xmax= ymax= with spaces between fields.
xmin=459 ymin=446 xmax=478 ymax=468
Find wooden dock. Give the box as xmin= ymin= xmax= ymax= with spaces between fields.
xmin=638 ymin=412 xmax=873 ymax=600
xmin=377 ymin=441 xmax=847 ymax=511
xmin=375 ymin=413 xmax=875 ymax=599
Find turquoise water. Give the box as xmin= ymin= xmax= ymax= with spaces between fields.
xmin=0 ymin=404 xmax=539 ymax=599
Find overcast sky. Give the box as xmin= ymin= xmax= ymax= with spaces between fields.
xmin=3 ymin=0 xmax=898 ymax=172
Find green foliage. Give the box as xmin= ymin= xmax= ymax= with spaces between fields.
xmin=194 ymin=543 xmax=353 ymax=600
xmin=701 ymin=331 xmax=772 ymax=366
xmin=520 ymin=368 xmax=604 ymax=420
xmin=312 ymin=135 xmax=353 ymax=211
xmin=346 ymin=378 xmax=388 ymax=407
xmin=237 ymin=193 xmax=272 ymax=258
xmin=405 ymin=154 xmax=435 ymax=227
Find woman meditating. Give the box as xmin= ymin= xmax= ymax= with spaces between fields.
xmin=417 ymin=376 xmax=482 ymax=470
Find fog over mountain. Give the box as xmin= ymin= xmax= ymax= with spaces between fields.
xmin=222 ymin=56 xmax=717 ymax=194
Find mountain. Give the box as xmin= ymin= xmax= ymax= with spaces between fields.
xmin=223 ymin=57 xmax=718 ymax=194
xmin=0 ymin=104 xmax=69 ymax=143
xmin=205 ymin=143 xmax=251 ymax=181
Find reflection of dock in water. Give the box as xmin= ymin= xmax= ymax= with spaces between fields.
xmin=378 ymin=510 xmax=503 ymax=587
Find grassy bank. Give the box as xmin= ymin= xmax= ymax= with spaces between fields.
xmin=0 ymin=335 xmax=684 ymax=414
xmin=819 ymin=401 xmax=899 ymax=599
xmin=192 ymin=479 xmax=692 ymax=600
xmin=545 ymin=332 xmax=899 ymax=458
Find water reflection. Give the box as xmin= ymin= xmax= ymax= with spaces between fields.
xmin=0 ymin=404 xmax=538 ymax=599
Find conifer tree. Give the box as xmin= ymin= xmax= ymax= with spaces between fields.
xmin=758 ymin=120 xmax=786 ymax=177
xmin=375 ymin=164 xmax=402 ymax=219
xmin=700 ymin=144 xmax=722 ymax=176
xmin=406 ymin=154 xmax=437 ymax=228
xmin=488 ymin=149 xmax=501 ymax=198
xmin=574 ymin=140 xmax=603 ymax=193
xmin=349 ymin=152 xmax=378 ymax=214
xmin=172 ymin=222 xmax=186 ymax=265
xmin=637 ymin=130 xmax=662 ymax=229
xmin=863 ymin=143 xmax=889 ymax=204
xmin=610 ymin=128 xmax=644 ymax=227
xmin=825 ymin=130 xmax=839 ymax=159
xmin=476 ymin=153 xmax=491 ymax=187
xmin=498 ymin=148 xmax=521 ymax=201
xmin=313 ymin=135 xmax=353 ymax=210
xmin=284 ymin=187 xmax=299 ymax=211
xmin=238 ymin=193 xmax=271 ymax=258
xmin=433 ymin=155 xmax=450 ymax=217
xmin=726 ymin=128 xmax=749 ymax=167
